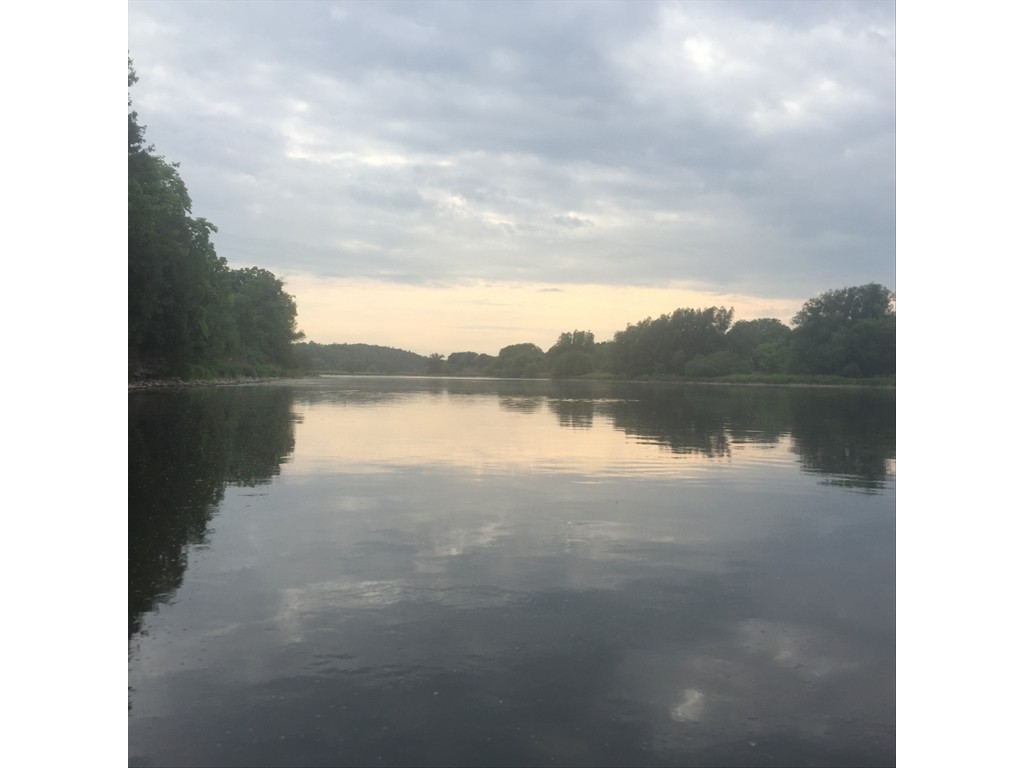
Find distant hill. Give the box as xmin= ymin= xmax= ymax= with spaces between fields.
xmin=294 ymin=342 xmax=430 ymax=374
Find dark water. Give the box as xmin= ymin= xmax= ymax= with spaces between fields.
xmin=129 ymin=377 xmax=895 ymax=767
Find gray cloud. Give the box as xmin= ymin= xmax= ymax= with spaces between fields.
xmin=128 ymin=0 xmax=895 ymax=298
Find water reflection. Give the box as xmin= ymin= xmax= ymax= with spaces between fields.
xmin=498 ymin=395 xmax=544 ymax=414
xmin=129 ymin=385 xmax=298 ymax=644
xmin=281 ymin=378 xmax=895 ymax=490
xmin=548 ymin=398 xmax=595 ymax=429
xmin=129 ymin=378 xmax=894 ymax=767
xmin=788 ymin=388 xmax=897 ymax=490
xmin=596 ymin=387 xmax=733 ymax=459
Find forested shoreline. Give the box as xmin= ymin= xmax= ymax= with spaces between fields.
xmin=128 ymin=60 xmax=304 ymax=381
xmin=294 ymin=282 xmax=895 ymax=384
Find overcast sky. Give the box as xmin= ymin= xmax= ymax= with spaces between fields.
xmin=127 ymin=0 xmax=895 ymax=355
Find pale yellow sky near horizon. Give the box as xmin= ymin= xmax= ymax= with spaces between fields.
xmin=283 ymin=275 xmax=807 ymax=357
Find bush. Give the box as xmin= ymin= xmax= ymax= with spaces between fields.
xmin=684 ymin=350 xmax=750 ymax=378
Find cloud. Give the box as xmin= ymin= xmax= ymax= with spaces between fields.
xmin=551 ymin=214 xmax=595 ymax=229
xmin=128 ymin=0 xmax=894 ymax=346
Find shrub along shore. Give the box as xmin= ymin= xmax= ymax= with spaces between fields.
xmin=128 ymin=375 xmax=280 ymax=392
xmin=129 ymin=371 xmax=894 ymax=392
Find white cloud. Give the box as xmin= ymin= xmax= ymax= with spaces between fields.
xmin=128 ymin=0 xmax=894 ymax=347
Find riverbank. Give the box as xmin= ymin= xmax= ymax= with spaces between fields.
xmin=128 ymin=376 xmax=283 ymax=392
xmin=129 ymin=372 xmax=894 ymax=391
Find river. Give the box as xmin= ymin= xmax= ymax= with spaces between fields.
xmin=129 ymin=376 xmax=895 ymax=767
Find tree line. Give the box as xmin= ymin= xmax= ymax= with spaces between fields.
xmin=294 ymin=282 xmax=895 ymax=381
xmin=128 ymin=60 xmax=303 ymax=379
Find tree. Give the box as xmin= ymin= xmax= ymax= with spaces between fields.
xmin=426 ymin=353 xmax=446 ymax=374
xmin=129 ymin=58 xmax=145 ymax=156
xmin=129 ymin=59 xmax=303 ymax=377
xmin=548 ymin=330 xmax=595 ymax=356
xmin=789 ymin=284 xmax=895 ymax=376
xmin=547 ymin=330 xmax=597 ymax=378
xmin=792 ymin=283 xmax=894 ymax=329
xmin=491 ymin=343 xmax=548 ymax=378
xmin=446 ymin=351 xmax=494 ymax=376
xmin=128 ymin=126 xmax=228 ymax=367
xmin=610 ymin=307 xmax=734 ymax=378
xmin=228 ymin=267 xmax=304 ymax=368
xmin=727 ymin=318 xmax=792 ymax=374
xmin=684 ymin=350 xmax=750 ymax=378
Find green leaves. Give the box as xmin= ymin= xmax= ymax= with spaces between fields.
xmin=790 ymin=284 xmax=895 ymax=376
xmin=129 ymin=61 xmax=302 ymax=378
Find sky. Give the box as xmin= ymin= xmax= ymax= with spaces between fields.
xmin=127 ymin=0 xmax=895 ymax=356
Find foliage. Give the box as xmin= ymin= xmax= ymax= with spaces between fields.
xmin=426 ymin=353 xmax=446 ymax=375
xmin=490 ymin=343 xmax=548 ymax=378
xmin=725 ymin=318 xmax=792 ymax=374
xmin=684 ymin=350 xmax=751 ymax=378
xmin=548 ymin=330 xmax=596 ymax=356
xmin=610 ymin=307 xmax=734 ymax=378
xmin=789 ymin=284 xmax=895 ymax=376
xmin=717 ymin=373 xmax=895 ymax=386
xmin=293 ymin=342 xmax=429 ymax=374
xmin=547 ymin=330 xmax=598 ymax=378
xmin=549 ymin=349 xmax=595 ymax=378
xmin=277 ymin=282 xmax=894 ymax=383
xmin=446 ymin=351 xmax=496 ymax=375
xmin=229 ymin=267 xmax=304 ymax=367
xmin=128 ymin=59 xmax=303 ymax=379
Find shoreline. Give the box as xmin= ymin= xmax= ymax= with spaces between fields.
xmin=129 ymin=373 xmax=893 ymax=391
xmin=128 ymin=376 xmax=281 ymax=392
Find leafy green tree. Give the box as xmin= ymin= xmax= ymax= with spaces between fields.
xmin=128 ymin=59 xmax=145 ymax=155
xmin=491 ymin=343 xmax=548 ymax=378
xmin=789 ymin=284 xmax=895 ymax=376
xmin=610 ymin=307 xmax=733 ymax=378
xmin=293 ymin=343 xmax=428 ymax=374
xmin=684 ymin=350 xmax=750 ymax=378
xmin=426 ymin=353 xmax=446 ymax=374
xmin=752 ymin=339 xmax=791 ymax=375
xmin=128 ymin=132 xmax=229 ymax=367
xmin=129 ymin=59 xmax=303 ymax=377
xmin=228 ymin=267 xmax=304 ymax=368
xmin=446 ymin=352 xmax=477 ymax=371
xmin=727 ymin=318 xmax=792 ymax=374
xmin=550 ymin=350 xmax=594 ymax=378
xmin=446 ymin=351 xmax=495 ymax=376
xmin=547 ymin=330 xmax=597 ymax=378
xmin=548 ymin=330 xmax=596 ymax=355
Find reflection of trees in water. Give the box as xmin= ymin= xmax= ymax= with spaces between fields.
xmin=485 ymin=379 xmax=562 ymax=413
xmin=596 ymin=385 xmax=733 ymax=458
xmin=499 ymin=396 xmax=544 ymax=413
xmin=548 ymin=399 xmax=595 ymax=429
xmin=546 ymin=383 xmax=895 ymax=489
xmin=787 ymin=389 xmax=896 ymax=492
xmin=715 ymin=387 xmax=792 ymax=444
xmin=129 ymin=386 xmax=297 ymax=645
xmin=292 ymin=378 xmax=895 ymax=489
xmin=287 ymin=378 xmax=406 ymax=407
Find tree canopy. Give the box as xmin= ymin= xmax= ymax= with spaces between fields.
xmin=128 ymin=59 xmax=303 ymax=378
xmin=491 ymin=343 xmax=548 ymax=378
xmin=610 ymin=307 xmax=734 ymax=379
xmin=789 ymin=284 xmax=895 ymax=376
xmin=289 ymin=282 xmax=893 ymax=382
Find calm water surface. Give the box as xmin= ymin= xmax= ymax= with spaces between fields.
xmin=129 ymin=377 xmax=895 ymax=767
